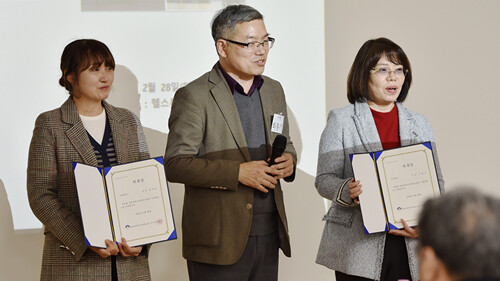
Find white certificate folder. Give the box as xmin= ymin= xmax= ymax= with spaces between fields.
xmin=350 ymin=142 xmax=440 ymax=234
xmin=73 ymin=157 xmax=176 ymax=248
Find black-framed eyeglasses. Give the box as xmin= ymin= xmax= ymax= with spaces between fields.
xmin=222 ymin=37 xmax=275 ymax=52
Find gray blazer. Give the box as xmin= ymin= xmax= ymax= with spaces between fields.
xmin=315 ymin=100 xmax=444 ymax=280
xmin=165 ymin=63 xmax=296 ymax=265
xmin=27 ymin=98 xmax=151 ymax=281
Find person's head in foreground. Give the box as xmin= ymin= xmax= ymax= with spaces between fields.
xmin=418 ymin=188 xmax=500 ymax=281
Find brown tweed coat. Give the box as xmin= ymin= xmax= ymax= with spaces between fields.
xmin=27 ymin=98 xmax=151 ymax=281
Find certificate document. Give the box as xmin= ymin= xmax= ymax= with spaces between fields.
xmin=73 ymin=157 xmax=176 ymax=248
xmin=350 ymin=142 xmax=440 ymax=234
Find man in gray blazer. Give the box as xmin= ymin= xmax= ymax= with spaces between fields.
xmin=164 ymin=4 xmax=297 ymax=281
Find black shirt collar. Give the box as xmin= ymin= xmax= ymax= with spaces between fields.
xmin=219 ymin=63 xmax=264 ymax=97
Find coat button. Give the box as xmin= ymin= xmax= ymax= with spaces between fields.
xmin=245 ymin=203 xmax=252 ymax=210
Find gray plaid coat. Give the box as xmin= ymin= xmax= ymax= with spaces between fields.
xmin=27 ymin=98 xmax=151 ymax=281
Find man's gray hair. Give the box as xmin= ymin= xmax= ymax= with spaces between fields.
xmin=211 ymin=4 xmax=263 ymax=42
xmin=419 ymin=188 xmax=500 ymax=279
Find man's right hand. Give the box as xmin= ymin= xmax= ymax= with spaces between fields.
xmin=238 ymin=161 xmax=279 ymax=193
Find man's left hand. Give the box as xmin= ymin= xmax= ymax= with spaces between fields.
xmin=270 ymin=152 xmax=294 ymax=180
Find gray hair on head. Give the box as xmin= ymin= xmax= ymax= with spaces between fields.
xmin=419 ymin=188 xmax=500 ymax=279
xmin=211 ymin=4 xmax=263 ymax=42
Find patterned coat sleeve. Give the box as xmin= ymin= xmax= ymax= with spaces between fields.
xmin=27 ymin=112 xmax=88 ymax=260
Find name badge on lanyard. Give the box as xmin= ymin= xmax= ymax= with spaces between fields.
xmin=271 ymin=113 xmax=285 ymax=134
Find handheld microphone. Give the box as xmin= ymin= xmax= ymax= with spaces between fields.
xmin=269 ymin=135 xmax=287 ymax=166
xmin=261 ymin=134 xmax=287 ymax=198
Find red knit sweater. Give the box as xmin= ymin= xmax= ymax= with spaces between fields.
xmin=370 ymin=105 xmax=400 ymax=150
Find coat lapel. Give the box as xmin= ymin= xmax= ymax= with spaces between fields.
xmin=208 ymin=65 xmax=251 ymax=162
xmin=259 ymin=79 xmax=275 ymax=150
xmin=352 ymin=101 xmax=420 ymax=150
xmin=62 ymin=98 xmax=99 ymax=166
xmin=352 ymin=101 xmax=383 ymax=152
xmin=397 ymin=103 xmax=419 ymax=146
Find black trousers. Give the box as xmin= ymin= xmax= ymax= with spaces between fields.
xmin=335 ymin=234 xmax=412 ymax=281
xmin=187 ymin=232 xmax=279 ymax=281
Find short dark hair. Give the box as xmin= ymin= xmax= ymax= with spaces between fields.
xmin=347 ymin=37 xmax=412 ymax=104
xmin=59 ymin=39 xmax=115 ymax=95
xmin=419 ymin=188 xmax=500 ymax=279
xmin=211 ymin=4 xmax=263 ymax=43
